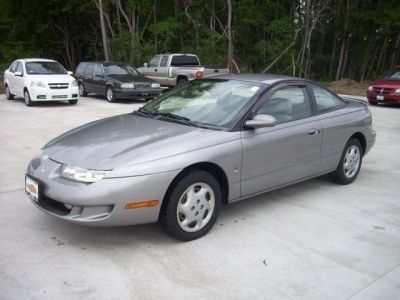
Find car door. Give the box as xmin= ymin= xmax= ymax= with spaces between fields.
xmin=144 ymin=55 xmax=161 ymax=82
xmin=83 ymin=63 xmax=95 ymax=93
xmin=92 ymin=64 xmax=106 ymax=95
xmin=6 ymin=61 xmax=19 ymax=94
xmin=14 ymin=62 xmax=26 ymax=96
xmin=156 ymin=55 xmax=170 ymax=86
xmin=240 ymin=83 xmax=322 ymax=197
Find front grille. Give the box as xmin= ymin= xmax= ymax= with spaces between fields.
xmin=52 ymin=95 xmax=68 ymax=99
xmin=38 ymin=194 xmax=71 ymax=216
xmin=373 ymin=87 xmax=394 ymax=94
xmin=49 ymin=83 xmax=69 ymax=89
xmin=135 ymin=82 xmax=151 ymax=89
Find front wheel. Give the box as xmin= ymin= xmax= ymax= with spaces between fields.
xmin=106 ymin=86 xmax=116 ymax=102
xmin=5 ymin=85 xmax=14 ymax=100
xmin=24 ymin=89 xmax=34 ymax=106
xmin=332 ymin=138 xmax=363 ymax=185
xmin=78 ymin=83 xmax=87 ymax=97
xmin=160 ymin=170 xmax=221 ymax=241
xmin=68 ymin=100 xmax=78 ymax=105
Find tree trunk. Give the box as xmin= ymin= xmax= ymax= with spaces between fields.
xmin=389 ymin=31 xmax=400 ymax=67
xmin=227 ymin=0 xmax=233 ymax=72
xmin=98 ymin=0 xmax=109 ymax=62
xmin=328 ymin=33 xmax=337 ymax=79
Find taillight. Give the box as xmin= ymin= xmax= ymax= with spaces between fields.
xmin=195 ymin=71 xmax=204 ymax=79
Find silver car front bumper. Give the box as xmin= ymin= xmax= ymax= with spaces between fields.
xmin=26 ymin=157 xmax=180 ymax=226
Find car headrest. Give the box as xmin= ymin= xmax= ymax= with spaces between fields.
xmin=262 ymin=98 xmax=293 ymax=115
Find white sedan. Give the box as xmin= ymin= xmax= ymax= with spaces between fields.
xmin=3 ymin=58 xmax=79 ymax=106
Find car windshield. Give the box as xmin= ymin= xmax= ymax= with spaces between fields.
xmin=104 ymin=64 xmax=138 ymax=76
xmin=139 ymin=79 xmax=263 ymax=130
xmin=380 ymin=69 xmax=400 ymax=80
xmin=25 ymin=62 xmax=67 ymax=75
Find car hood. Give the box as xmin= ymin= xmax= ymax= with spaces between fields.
xmin=107 ymin=74 xmax=154 ymax=83
xmin=43 ymin=114 xmax=234 ymax=170
xmin=372 ymin=79 xmax=400 ymax=88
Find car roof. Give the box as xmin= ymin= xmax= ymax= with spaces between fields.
xmin=21 ymin=58 xmax=56 ymax=63
xmin=207 ymin=73 xmax=299 ymax=85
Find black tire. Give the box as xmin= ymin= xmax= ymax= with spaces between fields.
xmin=78 ymin=82 xmax=87 ymax=97
xmin=24 ymin=89 xmax=34 ymax=106
xmin=106 ymin=86 xmax=116 ymax=102
xmin=177 ymin=77 xmax=188 ymax=86
xmin=368 ymin=101 xmax=377 ymax=106
xmin=5 ymin=85 xmax=14 ymax=100
xmin=332 ymin=138 xmax=363 ymax=185
xmin=160 ymin=170 xmax=221 ymax=241
xmin=68 ymin=100 xmax=78 ymax=105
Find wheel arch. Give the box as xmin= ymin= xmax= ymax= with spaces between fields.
xmin=349 ymin=132 xmax=366 ymax=156
xmin=176 ymin=75 xmax=188 ymax=85
xmin=159 ymin=162 xmax=229 ymax=220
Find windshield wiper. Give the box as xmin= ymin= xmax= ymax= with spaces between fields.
xmin=134 ymin=108 xmax=154 ymax=118
xmin=154 ymin=112 xmax=200 ymax=127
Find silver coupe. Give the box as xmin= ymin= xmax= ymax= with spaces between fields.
xmin=26 ymin=74 xmax=376 ymax=240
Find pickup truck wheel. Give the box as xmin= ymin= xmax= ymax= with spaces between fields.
xmin=106 ymin=86 xmax=116 ymax=102
xmin=78 ymin=83 xmax=87 ymax=97
xmin=5 ymin=85 xmax=14 ymax=100
xmin=177 ymin=77 xmax=188 ymax=86
xmin=24 ymin=89 xmax=34 ymax=106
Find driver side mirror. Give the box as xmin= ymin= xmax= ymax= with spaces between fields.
xmin=245 ymin=114 xmax=277 ymax=129
xmin=14 ymin=71 xmax=23 ymax=77
xmin=143 ymin=62 xmax=148 ymax=68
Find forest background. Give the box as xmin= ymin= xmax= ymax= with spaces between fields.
xmin=1 ymin=0 xmax=399 ymax=92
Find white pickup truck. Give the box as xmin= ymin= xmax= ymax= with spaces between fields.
xmin=137 ymin=54 xmax=229 ymax=87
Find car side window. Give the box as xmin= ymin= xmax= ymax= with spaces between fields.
xmin=75 ymin=63 xmax=87 ymax=75
xmin=149 ymin=56 xmax=160 ymax=67
xmin=84 ymin=63 xmax=94 ymax=77
xmin=16 ymin=62 xmax=24 ymax=75
xmin=311 ymin=85 xmax=345 ymax=113
xmin=10 ymin=61 xmax=18 ymax=73
xmin=160 ymin=56 xmax=169 ymax=67
xmin=257 ymin=86 xmax=311 ymax=124
xmin=93 ymin=64 xmax=104 ymax=78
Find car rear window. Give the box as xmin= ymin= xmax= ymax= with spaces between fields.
xmin=75 ymin=63 xmax=88 ymax=75
xmin=171 ymin=55 xmax=200 ymax=66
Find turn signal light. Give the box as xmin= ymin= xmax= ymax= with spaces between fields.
xmin=124 ymin=200 xmax=159 ymax=210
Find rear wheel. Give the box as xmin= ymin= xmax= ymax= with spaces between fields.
xmin=5 ymin=85 xmax=14 ymax=100
xmin=78 ymin=82 xmax=87 ymax=97
xmin=24 ymin=89 xmax=34 ymax=106
xmin=68 ymin=100 xmax=78 ymax=105
xmin=161 ymin=170 xmax=221 ymax=241
xmin=106 ymin=86 xmax=116 ymax=102
xmin=177 ymin=77 xmax=188 ymax=86
xmin=332 ymin=138 xmax=363 ymax=185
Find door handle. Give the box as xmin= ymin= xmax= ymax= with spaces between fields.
xmin=307 ymin=129 xmax=320 ymax=135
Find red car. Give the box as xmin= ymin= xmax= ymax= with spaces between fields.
xmin=367 ymin=67 xmax=400 ymax=105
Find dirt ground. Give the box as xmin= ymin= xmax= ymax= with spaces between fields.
xmin=321 ymin=79 xmax=370 ymax=97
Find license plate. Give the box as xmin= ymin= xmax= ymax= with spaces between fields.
xmin=25 ymin=176 xmax=39 ymax=202
xmin=376 ymin=95 xmax=384 ymax=100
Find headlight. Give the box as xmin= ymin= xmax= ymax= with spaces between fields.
xmin=151 ymin=83 xmax=160 ymax=88
xmin=367 ymin=86 xmax=373 ymax=91
xmin=30 ymin=81 xmax=46 ymax=88
xmin=121 ymin=83 xmax=134 ymax=88
xmin=60 ymin=165 xmax=110 ymax=183
xmin=71 ymin=79 xmax=78 ymax=87
xmin=394 ymin=88 xmax=400 ymax=94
